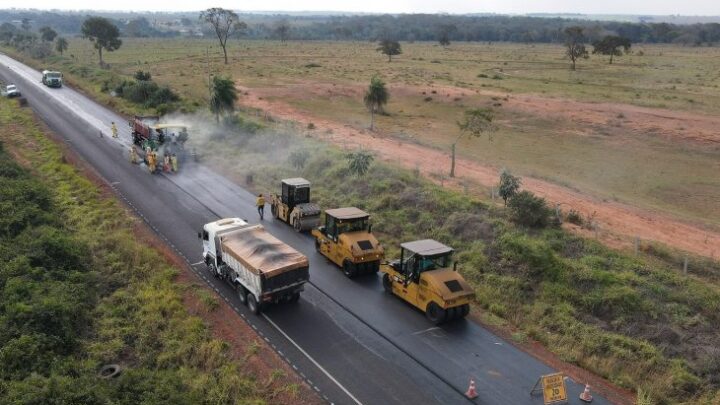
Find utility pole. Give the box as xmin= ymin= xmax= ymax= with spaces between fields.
xmin=206 ymin=46 xmax=212 ymax=99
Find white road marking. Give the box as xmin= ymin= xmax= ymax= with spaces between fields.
xmin=412 ymin=326 xmax=441 ymax=335
xmin=262 ymin=313 xmax=363 ymax=405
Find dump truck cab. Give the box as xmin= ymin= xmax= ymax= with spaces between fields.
xmin=41 ymin=70 xmax=63 ymax=88
xmin=270 ymin=178 xmax=321 ymax=232
xmin=380 ymin=239 xmax=474 ymax=324
xmin=312 ymin=207 xmax=384 ymax=278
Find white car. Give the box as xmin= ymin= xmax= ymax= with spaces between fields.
xmin=2 ymin=84 xmax=21 ymax=98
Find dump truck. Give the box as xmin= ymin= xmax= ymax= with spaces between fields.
xmin=200 ymin=218 xmax=309 ymax=314
xmin=380 ymin=239 xmax=474 ymax=324
xmin=130 ymin=115 xmax=189 ymax=166
xmin=41 ymin=70 xmax=63 ymax=88
xmin=312 ymin=207 xmax=384 ymax=277
xmin=270 ymin=178 xmax=321 ymax=232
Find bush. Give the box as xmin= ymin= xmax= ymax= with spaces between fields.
xmin=508 ymin=190 xmax=551 ymax=228
xmin=134 ymin=70 xmax=152 ymax=81
xmin=566 ymin=209 xmax=583 ymax=225
xmin=288 ymin=150 xmax=310 ymax=169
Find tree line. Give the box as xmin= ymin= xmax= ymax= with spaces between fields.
xmin=2 ymin=10 xmax=720 ymax=45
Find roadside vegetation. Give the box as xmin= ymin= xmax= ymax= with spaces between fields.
xmin=0 ymin=98 xmax=300 ymax=404
xmin=194 ymin=115 xmax=720 ymax=404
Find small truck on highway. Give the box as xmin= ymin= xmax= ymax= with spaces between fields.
xmin=312 ymin=207 xmax=384 ymax=277
xmin=41 ymin=70 xmax=63 ymax=88
xmin=1 ymin=84 xmax=21 ymax=98
xmin=381 ymin=239 xmax=475 ymax=324
xmin=200 ymin=218 xmax=309 ymax=314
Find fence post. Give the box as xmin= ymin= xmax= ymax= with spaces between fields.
xmin=683 ymin=256 xmax=688 ymax=275
xmin=634 ymin=236 xmax=639 ymax=256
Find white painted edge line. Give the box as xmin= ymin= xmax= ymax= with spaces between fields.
xmin=261 ymin=313 xmax=363 ymax=405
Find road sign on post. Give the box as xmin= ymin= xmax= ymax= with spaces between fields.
xmin=530 ymin=372 xmax=568 ymax=404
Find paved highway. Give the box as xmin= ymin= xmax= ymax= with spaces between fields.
xmin=0 ymin=53 xmax=611 ymax=405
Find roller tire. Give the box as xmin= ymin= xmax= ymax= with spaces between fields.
xmin=237 ymin=286 xmax=247 ymax=305
xmin=289 ymin=292 xmax=300 ymax=303
xmin=247 ymin=293 xmax=262 ymax=315
xmin=342 ymin=260 xmax=356 ymax=278
xmin=382 ymin=273 xmax=393 ymax=294
xmin=460 ymin=303 xmax=470 ymax=318
xmin=426 ymin=302 xmax=447 ymax=325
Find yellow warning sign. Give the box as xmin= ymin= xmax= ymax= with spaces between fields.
xmin=541 ymin=373 xmax=567 ymax=404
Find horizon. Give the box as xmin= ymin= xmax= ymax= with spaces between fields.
xmin=1 ymin=0 xmax=720 ymax=17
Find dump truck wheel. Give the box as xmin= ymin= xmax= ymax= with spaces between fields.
xmin=342 ymin=260 xmax=355 ymax=278
xmin=237 ymin=286 xmax=247 ymax=305
xmin=426 ymin=302 xmax=447 ymax=325
xmin=315 ymin=238 xmax=321 ymax=251
xmin=382 ymin=273 xmax=393 ymax=294
xmin=271 ymin=204 xmax=278 ymax=218
xmin=208 ymin=263 xmax=218 ymax=278
xmin=293 ymin=218 xmax=302 ymax=232
xmin=247 ymin=293 xmax=261 ymax=315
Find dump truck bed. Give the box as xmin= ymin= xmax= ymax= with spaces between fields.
xmin=220 ymin=225 xmax=308 ymax=277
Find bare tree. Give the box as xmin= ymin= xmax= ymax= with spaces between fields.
xmin=451 ymin=108 xmax=494 ymax=177
xmin=200 ymin=8 xmax=247 ymax=64
xmin=275 ymin=20 xmax=290 ymax=43
xmin=564 ymin=26 xmax=589 ymax=70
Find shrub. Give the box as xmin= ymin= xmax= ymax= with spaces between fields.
xmin=346 ymin=150 xmax=374 ymax=176
xmin=134 ymin=70 xmax=152 ymax=81
xmin=508 ymin=190 xmax=551 ymax=228
xmin=288 ymin=150 xmax=310 ymax=169
xmin=566 ymin=209 xmax=583 ymax=225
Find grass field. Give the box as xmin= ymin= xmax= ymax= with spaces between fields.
xmin=28 ymin=38 xmax=720 ymax=230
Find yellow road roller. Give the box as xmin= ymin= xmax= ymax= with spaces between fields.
xmin=380 ymin=239 xmax=474 ymax=324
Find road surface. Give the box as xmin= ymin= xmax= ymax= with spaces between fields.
xmin=0 ymin=53 xmax=611 ymax=405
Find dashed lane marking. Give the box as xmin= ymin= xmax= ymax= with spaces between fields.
xmin=262 ymin=313 xmax=364 ymax=405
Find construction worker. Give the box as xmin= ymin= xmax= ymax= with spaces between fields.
xmin=148 ymin=151 xmax=156 ymax=174
xmin=129 ymin=146 xmax=138 ymax=164
xmin=163 ymin=154 xmax=171 ymax=173
xmin=256 ymin=194 xmax=265 ymax=220
xmin=111 ymin=122 xmax=118 ymax=138
xmin=170 ymin=154 xmax=178 ymax=173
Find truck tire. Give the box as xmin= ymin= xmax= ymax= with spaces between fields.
xmin=425 ymin=302 xmax=447 ymax=325
xmin=314 ymin=238 xmax=321 ymax=252
xmin=237 ymin=285 xmax=247 ymax=305
xmin=208 ymin=262 xmax=218 ymax=278
xmin=293 ymin=218 xmax=302 ymax=232
xmin=342 ymin=260 xmax=356 ymax=278
xmin=247 ymin=293 xmax=262 ymax=315
xmin=382 ymin=273 xmax=393 ymax=294
xmin=271 ymin=204 xmax=278 ymax=218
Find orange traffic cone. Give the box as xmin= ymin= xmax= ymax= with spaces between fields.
xmin=579 ymin=383 xmax=593 ymax=403
xmin=465 ymin=378 xmax=478 ymax=399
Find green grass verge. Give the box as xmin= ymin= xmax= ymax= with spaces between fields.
xmin=0 ymin=99 xmax=273 ymax=403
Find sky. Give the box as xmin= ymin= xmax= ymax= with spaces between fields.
xmin=2 ymin=0 xmax=719 ymax=16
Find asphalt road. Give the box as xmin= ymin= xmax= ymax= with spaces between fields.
xmin=0 ymin=53 xmax=611 ymax=405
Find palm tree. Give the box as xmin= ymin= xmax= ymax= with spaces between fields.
xmin=363 ymin=76 xmax=388 ymax=131
xmin=55 ymin=37 xmax=68 ymax=55
xmin=209 ymin=76 xmax=238 ymax=123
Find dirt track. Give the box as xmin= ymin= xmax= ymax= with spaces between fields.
xmin=237 ymin=84 xmax=720 ymax=259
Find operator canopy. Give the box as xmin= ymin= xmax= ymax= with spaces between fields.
xmin=401 ymin=239 xmax=453 ymax=257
